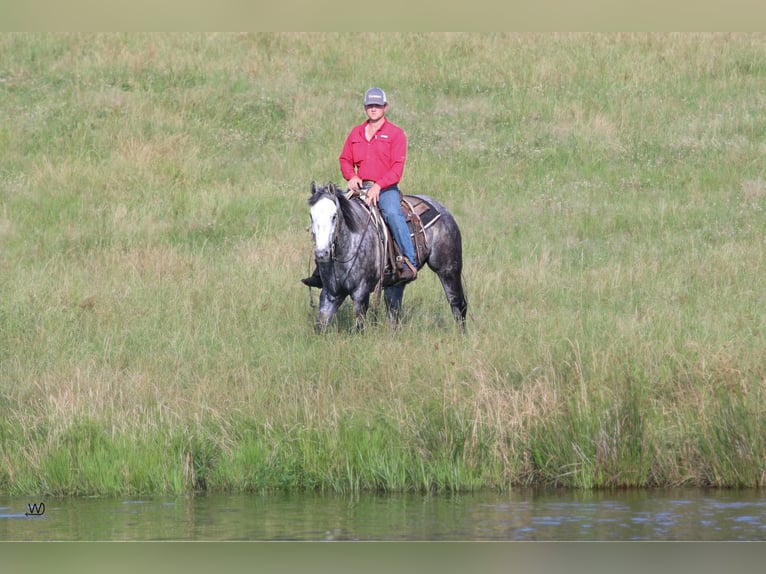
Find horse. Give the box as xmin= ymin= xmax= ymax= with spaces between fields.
xmin=306 ymin=181 xmax=467 ymax=332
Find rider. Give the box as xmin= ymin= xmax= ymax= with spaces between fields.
xmin=302 ymin=87 xmax=418 ymax=288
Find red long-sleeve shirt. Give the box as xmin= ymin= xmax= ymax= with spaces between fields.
xmin=338 ymin=118 xmax=407 ymax=190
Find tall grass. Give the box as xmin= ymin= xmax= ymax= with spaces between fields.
xmin=1 ymin=33 xmax=765 ymax=495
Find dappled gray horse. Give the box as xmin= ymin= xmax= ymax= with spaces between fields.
xmin=306 ymin=182 xmax=467 ymax=332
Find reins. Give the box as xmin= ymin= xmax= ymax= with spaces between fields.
xmin=344 ymin=188 xmax=388 ymax=303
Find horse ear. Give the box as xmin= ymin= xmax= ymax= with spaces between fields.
xmin=310 ymin=181 xmax=317 ymax=195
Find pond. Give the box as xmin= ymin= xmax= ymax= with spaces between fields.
xmin=2 ymin=487 xmax=764 ymax=541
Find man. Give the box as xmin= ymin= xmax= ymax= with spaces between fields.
xmin=302 ymin=87 xmax=418 ymax=288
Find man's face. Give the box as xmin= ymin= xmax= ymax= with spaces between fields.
xmin=364 ymin=103 xmax=387 ymax=120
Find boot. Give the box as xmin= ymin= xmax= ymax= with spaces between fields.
xmin=301 ymin=267 xmax=323 ymax=288
xmin=396 ymin=257 xmax=418 ymax=284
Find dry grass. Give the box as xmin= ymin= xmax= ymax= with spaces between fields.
xmin=1 ymin=33 xmax=765 ymax=494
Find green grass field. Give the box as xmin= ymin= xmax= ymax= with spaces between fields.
xmin=1 ymin=33 xmax=764 ymax=495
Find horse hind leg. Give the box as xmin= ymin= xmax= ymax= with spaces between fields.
xmin=383 ymin=284 xmax=405 ymax=329
xmin=436 ymin=270 xmax=468 ymax=332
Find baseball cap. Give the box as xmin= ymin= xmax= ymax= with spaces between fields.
xmin=364 ymin=87 xmax=387 ymax=106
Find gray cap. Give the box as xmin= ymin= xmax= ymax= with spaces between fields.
xmin=364 ymin=87 xmax=387 ymax=106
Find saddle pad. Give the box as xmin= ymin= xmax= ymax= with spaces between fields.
xmin=402 ymin=195 xmax=441 ymax=229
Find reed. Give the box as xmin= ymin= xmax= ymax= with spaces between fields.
xmin=1 ymin=33 xmax=765 ymax=495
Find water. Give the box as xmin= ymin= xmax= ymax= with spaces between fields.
xmin=1 ymin=488 xmax=764 ymax=541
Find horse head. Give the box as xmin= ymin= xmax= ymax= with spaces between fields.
xmin=308 ymin=182 xmax=341 ymax=262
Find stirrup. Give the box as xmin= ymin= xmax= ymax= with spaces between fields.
xmin=396 ymin=256 xmax=417 ymax=284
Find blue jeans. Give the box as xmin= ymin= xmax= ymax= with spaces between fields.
xmin=378 ymin=186 xmax=417 ymax=265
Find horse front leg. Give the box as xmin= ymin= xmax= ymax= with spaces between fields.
xmin=352 ymin=292 xmax=371 ymax=333
xmin=316 ymin=290 xmax=345 ymax=332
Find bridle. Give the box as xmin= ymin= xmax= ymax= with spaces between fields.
xmin=311 ymin=190 xmax=380 ymax=284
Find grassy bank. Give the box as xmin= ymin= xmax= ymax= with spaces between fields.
xmin=1 ymin=33 xmax=764 ymax=495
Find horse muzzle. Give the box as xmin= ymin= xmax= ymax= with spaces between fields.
xmin=314 ymin=246 xmax=332 ymax=263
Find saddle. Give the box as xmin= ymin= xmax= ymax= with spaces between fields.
xmin=346 ymin=189 xmax=442 ymax=287
xmin=382 ymin=194 xmax=442 ymax=286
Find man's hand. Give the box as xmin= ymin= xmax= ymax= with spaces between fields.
xmin=364 ymin=183 xmax=381 ymax=206
xmin=347 ymin=176 xmax=363 ymax=192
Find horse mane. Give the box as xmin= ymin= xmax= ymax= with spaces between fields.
xmin=309 ymin=182 xmax=361 ymax=233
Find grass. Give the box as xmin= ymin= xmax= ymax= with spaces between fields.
xmin=1 ymin=33 xmax=765 ymax=495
